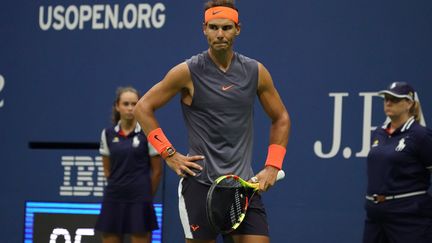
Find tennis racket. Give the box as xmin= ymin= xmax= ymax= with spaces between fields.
xmin=206 ymin=170 xmax=285 ymax=234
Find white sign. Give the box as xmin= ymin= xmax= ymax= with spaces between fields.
xmin=60 ymin=156 xmax=106 ymax=197
xmin=0 ymin=74 xmax=4 ymax=108
xmin=39 ymin=3 xmax=166 ymax=31
xmin=313 ymin=92 xmax=379 ymax=159
xmin=49 ymin=228 xmax=94 ymax=243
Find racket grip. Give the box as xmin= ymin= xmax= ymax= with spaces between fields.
xmin=251 ymin=170 xmax=285 ymax=183
xmin=276 ymin=170 xmax=285 ymax=181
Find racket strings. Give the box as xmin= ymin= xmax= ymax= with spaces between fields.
xmin=207 ymin=177 xmax=253 ymax=233
xmin=207 ymin=171 xmax=284 ymax=234
xmin=229 ymin=188 xmax=243 ymax=225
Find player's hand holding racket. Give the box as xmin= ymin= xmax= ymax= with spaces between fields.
xmin=206 ymin=170 xmax=285 ymax=234
xmin=251 ymin=166 xmax=282 ymax=191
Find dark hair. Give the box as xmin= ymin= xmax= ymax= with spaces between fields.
xmin=111 ymin=86 xmax=140 ymax=125
xmin=204 ymin=0 xmax=237 ymax=11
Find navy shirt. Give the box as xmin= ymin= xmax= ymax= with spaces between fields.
xmin=99 ymin=123 xmax=157 ymax=202
xmin=367 ymin=117 xmax=432 ymax=195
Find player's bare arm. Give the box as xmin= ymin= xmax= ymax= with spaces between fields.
xmin=134 ymin=63 xmax=203 ymax=178
xmin=134 ymin=62 xmax=191 ymax=133
xmin=255 ymin=62 xmax=291 ymax=191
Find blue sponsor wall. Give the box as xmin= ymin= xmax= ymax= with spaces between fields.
xmin=1 ymin=0 xmax=431 ymax=242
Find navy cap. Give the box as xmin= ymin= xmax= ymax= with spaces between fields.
xmin=378 ymin=82 xmax=415 ymax=101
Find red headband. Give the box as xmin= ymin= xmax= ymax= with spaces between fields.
xmin=204 ymin=6 xmax=239 ymax=24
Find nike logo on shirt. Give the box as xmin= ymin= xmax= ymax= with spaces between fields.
xmin=222 ymin=84 xmax=234 ymax=91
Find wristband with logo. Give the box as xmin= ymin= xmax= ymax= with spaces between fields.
xmin=264 ymin=144 xmax=286 ymax=170
xmin=147 ymin=128 xmax=175 ymax=159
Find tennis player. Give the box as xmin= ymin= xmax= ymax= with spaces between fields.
xmin=133 ymin=1 xmax=290 ymax=242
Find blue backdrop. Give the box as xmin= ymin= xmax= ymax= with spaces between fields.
xmin=1 ymin=0 xmax=431 ymax=242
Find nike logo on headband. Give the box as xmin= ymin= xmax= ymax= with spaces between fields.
xmin=212 ymin=10 xmax=222 ymax=15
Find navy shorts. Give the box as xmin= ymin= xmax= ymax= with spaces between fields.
xmin=95 ymin=201 xmax=159 ymax=234
xmin=178 ymin=177 xmax=269 ymax=240
xmin=363 ymin=195 xmax=432 ymax=243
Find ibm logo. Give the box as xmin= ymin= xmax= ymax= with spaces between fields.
xmin=60 ymin=156 xmax=106 ymax=197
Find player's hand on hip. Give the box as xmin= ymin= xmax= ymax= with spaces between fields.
xmin=253 ymin=166 xmax=280 ymax=192
xmin=165 ymin=152 xmax=203 ymax=178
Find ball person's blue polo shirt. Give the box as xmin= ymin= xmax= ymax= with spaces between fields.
xmin=99 ymin=122 xmax=158 ymax=202
xmin=367 ymin=117 xmax=432 ymax=196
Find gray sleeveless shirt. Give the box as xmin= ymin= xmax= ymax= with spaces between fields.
xmin=183 ymin=51 xmax=258 ymax=184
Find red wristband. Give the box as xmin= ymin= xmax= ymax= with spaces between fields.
xmin=147 ymin=128 xmax=173 ymax=155
xmin=264 ymin=144 xmax=286 ymax=170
